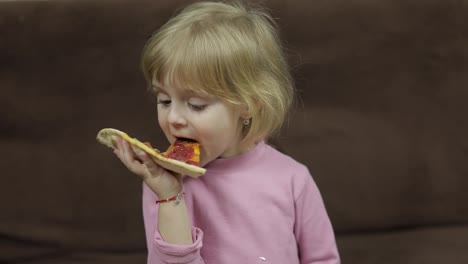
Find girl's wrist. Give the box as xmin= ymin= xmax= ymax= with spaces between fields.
xmin=156 ymin=191 xmax=185 ymax=205
xmin=145 ymin=175 xmax=182 ymax=201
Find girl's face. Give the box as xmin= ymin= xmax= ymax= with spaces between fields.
xmin=155 ymin=82 xmax=250 ymax=167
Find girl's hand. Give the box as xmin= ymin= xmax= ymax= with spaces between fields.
xmin=113 ymin=137 xmax=182 ymax=199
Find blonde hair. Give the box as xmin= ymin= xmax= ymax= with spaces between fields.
xmin=142 ymin=1 xmax=294 ymax=145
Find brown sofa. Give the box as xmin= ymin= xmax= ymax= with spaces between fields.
xmin=1 ymin=0 xmax=467 ymax=263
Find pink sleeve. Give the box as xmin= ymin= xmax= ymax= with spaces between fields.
xmin=294 ymin=169 xmax=341 ymax=264
xmin=142 ymin=183 xmax=205 ymax=264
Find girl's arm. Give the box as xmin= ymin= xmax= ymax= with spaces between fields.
xmin=114 ymin=138 xmax=193 ymax=244
xmin=158 ymin=199 xmax=192 ymax=244
xmin=294 ymin=169 xmax=341 ymax=264
xmin=114 ymin=138 xmax=204 ymax=263
xmin=143 ymin=183 xmax=204 ymax=264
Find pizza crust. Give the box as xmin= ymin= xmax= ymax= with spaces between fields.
xmin=96 ymin=128 xmax=206 ymax=178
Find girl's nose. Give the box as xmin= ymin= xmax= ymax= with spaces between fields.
xmin=167 ymin=105 xmax=187 ymax=127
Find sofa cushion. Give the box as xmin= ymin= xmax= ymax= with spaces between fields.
xmin=337 ymin=225 xmax=468 ymax=263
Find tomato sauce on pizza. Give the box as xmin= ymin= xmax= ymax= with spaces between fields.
xmin=164 ymin=140 xmax=201 ymax=166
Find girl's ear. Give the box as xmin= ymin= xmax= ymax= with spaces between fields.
xmin=240 ymin=103 xmax=253 ymax=119
xmin=240 ymin=99 xmax=261 ymax=119
xmin=240 ymin=106 xmax=251 ymax=119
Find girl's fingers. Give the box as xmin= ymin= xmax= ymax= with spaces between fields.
xmin=113 ymin=137 xmax=181 ymax=198
xmin=135 ymin=149 xmax=164 ymax=178
xmin=117 ymin=138 xmax=164 ymax=180
xmin=115 ymin=138 xmax=147 ymax=174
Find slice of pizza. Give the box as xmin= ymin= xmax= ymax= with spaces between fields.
xmin=96 ymin=128 xmax=206 ymax=177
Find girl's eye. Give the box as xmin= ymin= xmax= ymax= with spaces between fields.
xmin=188 ymin=103 xmax=207 ymax=111
xmin=157 ymin=99 xmax=171 ymax=106
xmin=156 ymin=92 xmax=171 ymax=106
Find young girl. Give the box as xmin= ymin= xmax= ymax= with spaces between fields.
xmin=113 ymin=1 xmax=340 ymax=263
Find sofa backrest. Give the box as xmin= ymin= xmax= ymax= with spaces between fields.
xmin=274 ymin=0 xmax=468 ymax=233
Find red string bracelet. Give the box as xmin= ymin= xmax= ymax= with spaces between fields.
xmin=156 ymin=192 xmax=185 ymax=205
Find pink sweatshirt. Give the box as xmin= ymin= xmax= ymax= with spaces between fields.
xmin=142 ymin=141 xmax=340 ymax=263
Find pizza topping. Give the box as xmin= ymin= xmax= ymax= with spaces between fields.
xmin=164 ymin=139 xmax=201 ymax=166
